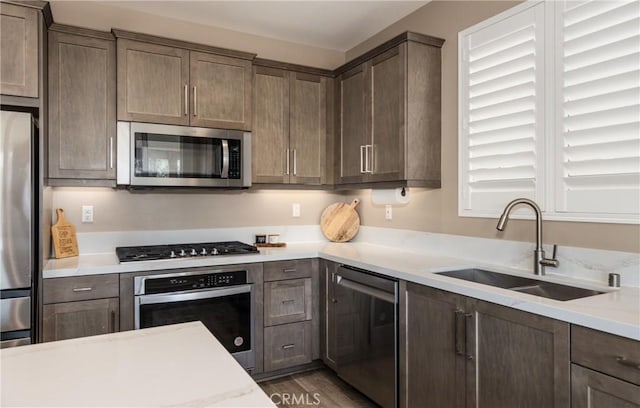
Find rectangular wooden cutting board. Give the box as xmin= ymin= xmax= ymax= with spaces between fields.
xmin=51 ymin=208 xmax=78 ymax=258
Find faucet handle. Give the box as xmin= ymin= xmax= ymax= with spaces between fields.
xmin=541 ymin=244 xmax=560 ymax=268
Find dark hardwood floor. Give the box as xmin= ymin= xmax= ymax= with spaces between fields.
xmin=259 ymin=368 xmax=379 ymax=407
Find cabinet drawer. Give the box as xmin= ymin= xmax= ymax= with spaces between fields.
xmin=43 ymin=274 xmax=119 ymax=304
xmin=572 ymin=325 xmax=640 ymax=386
xmin=264 ymin=259 xmax=312 ymax=281
xmin=264 ymin=321 xmax=312 ymax=372
xmin=265 ymin=278 xmax=312 ymax=326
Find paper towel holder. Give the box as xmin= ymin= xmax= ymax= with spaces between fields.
xmin=400 ymin=187 xmax=406 ymax=197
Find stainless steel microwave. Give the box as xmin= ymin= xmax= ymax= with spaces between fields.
xmin=117 ymin=122 xmax=251 ymax=188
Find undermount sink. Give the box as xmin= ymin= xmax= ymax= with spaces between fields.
xmin=436 ymin=268 xmax=605 ymax=301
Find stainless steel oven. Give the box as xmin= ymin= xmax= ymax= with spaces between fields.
xmin=117 ymin=122 xmax=251 ymax=188
xmin=134 ymin=269 xmax=254 ymax=370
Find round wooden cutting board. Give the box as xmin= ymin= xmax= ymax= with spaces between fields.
xmin=320 ymin=199 xmax=361 ymax=242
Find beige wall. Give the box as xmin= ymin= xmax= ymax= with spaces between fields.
xmin=52 ymin=188 xmax=343 ymax=233
xmin=48 ymin=1 xmax=640 ymax=253
xmin=344 ymin=1 xmax=640 ymax=253
xmin=49 ymin=1 xmax=344 ymax=69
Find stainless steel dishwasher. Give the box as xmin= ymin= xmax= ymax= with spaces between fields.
xmin=331 ymin=265 xmax=398 ymax=408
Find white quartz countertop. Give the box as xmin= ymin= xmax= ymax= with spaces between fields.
xmin=0 ymin=322 xmax=274 ymax=407
xmin=44 ymin=242 xmax=640 ymax=341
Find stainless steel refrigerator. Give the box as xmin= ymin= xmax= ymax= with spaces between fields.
xmin=0 ymin=110 xmax=36 ymax=348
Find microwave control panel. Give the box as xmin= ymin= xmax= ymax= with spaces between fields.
xmin=229 ymin=140 xmax=241 ymax=179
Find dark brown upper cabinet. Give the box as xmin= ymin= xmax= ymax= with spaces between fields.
xmin=48 ymin=25 xmax=117 ymax=186
xmin=335 ymin=32 xmax=444 ymax=189
xmin=117 ymin=39 xmax=189 ymax=126
xmin=252 ymin=60 xmax=331 ymax=186
xmin=114 ymin=30 xmax=254 ymax=131
xmin=0 ymin=3 xmax=39 ymax=98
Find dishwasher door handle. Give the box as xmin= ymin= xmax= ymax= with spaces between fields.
xmin=335 ymin=274 xmax=395 ymax=303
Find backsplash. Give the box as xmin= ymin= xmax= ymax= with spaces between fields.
xmin=74 ymin=224 xmax=640 ymax=288
xmin=353 ymin=226 xmax=640 ymax=288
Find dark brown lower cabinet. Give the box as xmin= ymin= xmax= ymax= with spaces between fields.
xmin=572 ymin=364 xmax=640 ymax=408
xmin=401 ymin=282 xmax=570 ymax=408
xmin=42 ymin=298 xmax=119 ymax=342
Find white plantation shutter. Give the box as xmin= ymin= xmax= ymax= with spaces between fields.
xmin=556 ymin=0 xmax=640 ymax=216
xmin=459 ymin=2 xmax=546 ymax=215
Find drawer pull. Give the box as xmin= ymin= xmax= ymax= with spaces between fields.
xmin=282 ymin=344 xmax=296 ymax=350
xmin=617 ymin=356 xmax=640 ymax=370
xmin=72 ymin=287 xmax=93 ymax=292
xmin=283 ymin=268 xmax=297 ymax=273
xmin=282 ymin=299 xmax=295 ymax=304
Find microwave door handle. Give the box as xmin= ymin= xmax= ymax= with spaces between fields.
xmin=221 ymin=140 xmax=229 ymax=178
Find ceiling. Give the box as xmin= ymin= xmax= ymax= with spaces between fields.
xmin=103 ymin=1 xmax=429 ymax=51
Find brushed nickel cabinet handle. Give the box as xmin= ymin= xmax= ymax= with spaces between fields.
xmin=282 ymin=299 xmax=295 ymax=304
xmin=282 ymin=344 xmax=295 ymax=350
xmin=184 ymin=84 xmax=188 ymax=116
xmin=285 ymin=148 xmax=290 ymax=175
xmin=109 ymin=137 xmax=114 ymax=169
xmin=360 ymin=145 xmax=365 ymax=174
xmin=365 ymin=144 xmax=373 ymax=173
xmin=454 ymin=309 xmax=465 ymax=356
xmin=283 ymin=268 xmax=297 ymax=273
xmin=617 ymin=356 xmax=640 ymax=370
xmin=465 ymin=312 xmax=474 ymax=360
xmin=193 ymin=86 xmax=197 ymax=117
xmin=72 ymin=287 xmax=93 ymax=292
xmin=293 ymin=149 xmax=297 ymax=176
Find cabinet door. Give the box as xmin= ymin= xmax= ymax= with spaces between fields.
xmin=572 ymin=364 xmax=640 ymax=408
xmin=289 ymin=72 xmax=326 ymax=185
xmin=264 ymin=278 xmax=312 ymax=326
xmin=369 ymin=44 xmax=406 ymax=182
xmin=117 ymin=39 xmax=189 ymax=125
xmin=0 ymin=3 xmax=38 ymax=97
xmin=42 ymin=298 xmax=119 ymax=342
xmin=190 ymin=51 xmax=252 ymax=130
xmin=252 ymin=66 xmax=289 ymax=184
xmin=468 ymin=299 xmax=570 ymax=408
xmin=48 ymin=31 xmax=116 ymax=181
xmin=320 ymin=260 xmax=338 ymax=371
xmin=401 ymin=283 xmax=466 ymax=408
xmin=337 ymin=64 xmax=366 ymax=184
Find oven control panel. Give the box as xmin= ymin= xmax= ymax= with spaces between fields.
xmin=143 ymin=270 xmax=248 ymax=294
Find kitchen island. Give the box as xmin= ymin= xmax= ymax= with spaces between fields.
xmin=0 ymin=322 xmax=275 ymax=407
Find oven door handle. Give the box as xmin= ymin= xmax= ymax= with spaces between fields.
xmin=137 ymin=284 xmax=251 ymax=305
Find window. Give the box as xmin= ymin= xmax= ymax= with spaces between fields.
xmin=459 ymin=0 xmax=640 ymax=223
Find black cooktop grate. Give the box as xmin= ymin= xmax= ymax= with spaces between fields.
xmin=115 ymin=241 xmax=259 ymax=262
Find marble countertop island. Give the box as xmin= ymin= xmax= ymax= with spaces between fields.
xmin=0 ymin=322 xmax=274 ymax=407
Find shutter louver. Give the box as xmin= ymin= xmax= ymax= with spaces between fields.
xmin=558 ymin=0 xmax=640 ymax=216
xmin=460 ymin=3 xmax=545 ymax=214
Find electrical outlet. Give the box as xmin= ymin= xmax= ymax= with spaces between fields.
xmin=292 ymin=203 xmax=301 ymax=218
xmin=82 ymin=205 xmax=94 ymax=223
xmin=385 ymin=205 xmax=392 ymax=220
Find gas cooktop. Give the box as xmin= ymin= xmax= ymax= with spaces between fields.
xmin=116 ymin=241 xmax=259 ymax=263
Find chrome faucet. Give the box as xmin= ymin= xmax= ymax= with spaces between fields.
xmin=496 ymin=198 xmax=559 ymax=276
